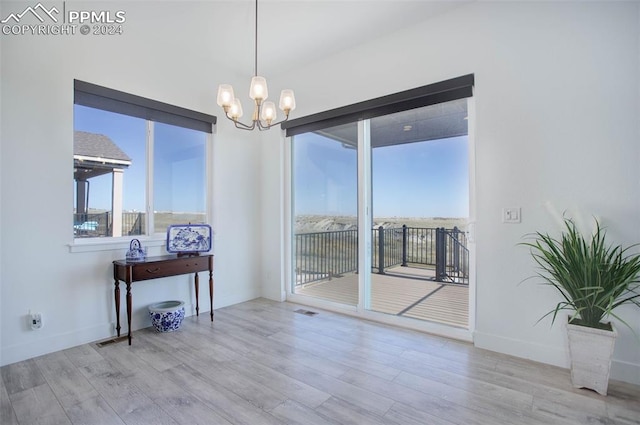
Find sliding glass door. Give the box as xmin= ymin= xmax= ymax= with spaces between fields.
xmin=291 ymin=122 xmax=359 ymax=307
xmin=367 ymin=100 xmax=470 ymax=327
xmin=287 ymin=77 xmax=473 ymax=332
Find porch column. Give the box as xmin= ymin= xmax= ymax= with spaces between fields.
xmin=75 ymin=179 xmax=87 ymax=216
xmin=112 ymin=168 xmax=124 ymax=237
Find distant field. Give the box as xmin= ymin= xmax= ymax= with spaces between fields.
xmin=80 ymin=209 xmax=205 ymax=236
xmin=80 ymin=210 xmax=465 ymax=235
xmin=295 ymin=215 xmax=468 ymax=233
xmin=153 ymin=213 xmax=206 ymax=233
xmin=373 ymin=217 xmax=467 ymax=231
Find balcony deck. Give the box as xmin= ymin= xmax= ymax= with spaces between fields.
xmin=296 ymin=265 xmax=469 ymax=328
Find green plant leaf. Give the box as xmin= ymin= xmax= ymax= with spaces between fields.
xmin=520 ymin=217 xmax=640 ymax=333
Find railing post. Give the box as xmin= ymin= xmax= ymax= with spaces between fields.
xmin=378 ymin=225 xmax=385 ymax=274
xmin=452 ymin=226 xmax=460 ymax=273
xmin=401 ymin=225 xmax=408 ymax=267
xmin=352 ymin=230 xmax=360 ymax=274
xmin=105 ymin=211 xmax=111 ymax=237
xmin=435 ymin=227 xmax=445 ymax=281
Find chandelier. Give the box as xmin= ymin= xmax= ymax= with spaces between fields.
xmin=216 ymin=0 xmax=296 ymax=131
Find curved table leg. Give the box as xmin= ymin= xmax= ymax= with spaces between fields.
xmin=114 ymin=280 xmax=121 ymax=337
xmin=194 ymin=272 xmax=200 ymax=316
xmin=126 ymin=282 xmax=132 ymax=345
xmin=209 ymin=267 xmax=214 ymax=321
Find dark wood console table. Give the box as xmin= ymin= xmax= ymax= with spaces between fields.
xmin=113 ymin=254 xmax=214 ymax=345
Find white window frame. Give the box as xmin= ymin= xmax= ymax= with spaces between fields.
xmin=70 ymin=80 xmax=216 ymax=252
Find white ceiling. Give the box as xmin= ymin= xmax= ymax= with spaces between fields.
xmin=207 ymin=1 xmax=473 ymax=76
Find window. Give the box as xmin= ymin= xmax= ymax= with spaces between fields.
xmin=73 ymin=80 xmax=216 ymax=239
xmin=285 ymin=74 xmax=474 ymax=332
xmin=152 ymin=122 xmax=208 ymax=234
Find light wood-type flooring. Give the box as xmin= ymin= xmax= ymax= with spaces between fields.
xmin=2 ymin=298 xmax=639 ymax=425
xmin=297 ymin=266 xmax=469 ymax=328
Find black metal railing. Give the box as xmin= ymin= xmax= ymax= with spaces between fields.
xmin=294 ymin=225 xmax=469 ymax=287
xmin=402 ymin=227 xmax=438 ymax=265
xmin=73 ymin=212 xmax=110 ymax=237
xmin=295 ymin=229 xmax=358 ymax=285
xmin=435 ymin=227 xmax=469 ymax=283
xmin=372 ymin=226 xmax=404 ymax=272
xmin=73 ymin=212 xmax=145 ymax=237
xmin=125 ymin=212 xmax=144 ymax=235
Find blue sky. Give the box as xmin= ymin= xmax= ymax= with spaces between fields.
xmin=76 ymin=105 xmax=468 ymax=218
xmin=294 ymin=132 xmax=469 ymax=218
xmin=372 ymin=136 xmax=469 ymax=217
xmin=74 ymin=105 xmax=206 ymax=212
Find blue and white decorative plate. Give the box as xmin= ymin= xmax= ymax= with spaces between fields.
xmin=166 ymin=224 xmax=212 ymax=253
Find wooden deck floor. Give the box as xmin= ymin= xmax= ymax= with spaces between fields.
xmin=296 ymin=266 xmax=469 ymax=328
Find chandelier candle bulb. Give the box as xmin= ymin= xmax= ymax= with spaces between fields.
xmin=261 ymin=101 xmax=277 ymax=123
xmin=250 ymin=76 xmax=268 ymax=101
xmin=279 ymin=89 xmax=296 ymax=113
xmin=229 ymin=98 xmax=243 ymax=120
xmin=216 ymin=84 xmax=235 ymax=108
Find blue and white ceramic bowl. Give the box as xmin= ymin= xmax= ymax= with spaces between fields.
xmin=148 ymin=300 xmax=185 ymax=332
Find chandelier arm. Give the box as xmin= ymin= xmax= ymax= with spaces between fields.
xmin=265 ymin=115 xmax=291 ymax=128
xmin=255 ymin=115 xmax=291 ymax=131
xmin=236 ymin=121 xmax=256 ymax=130
xmin=224 ymin=114 xmax=256 ymax=130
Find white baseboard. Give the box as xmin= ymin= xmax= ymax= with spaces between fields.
xmin=474 ymin=330 xmax=640 ymax=386
xmin=610 ymin=358 xmax=640 ymax=386
xmin=474 ymin=330 xmax=569 ymax=367
xmin=1 ymin=322 xmax=112 ymax=367
xmin=1 ymin=302 xmax=197 ymax=367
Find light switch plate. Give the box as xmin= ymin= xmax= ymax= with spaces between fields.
xmin=502 ymin=207 xmax=521 ymax=223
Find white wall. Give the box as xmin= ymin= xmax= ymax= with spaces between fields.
xmin=260 ymin=1 xmax=640 ymax=385
xmin=0 ymin=2 xmax=263 ymax=365
xmin=2 ymin=0 xmax=639 ymax=388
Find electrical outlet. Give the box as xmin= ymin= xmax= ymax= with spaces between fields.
xmin=30 ymin=312 xmax=43 ymax=330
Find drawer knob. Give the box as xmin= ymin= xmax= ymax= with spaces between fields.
xmin=145 ymin=268 xmax=160 ymax=274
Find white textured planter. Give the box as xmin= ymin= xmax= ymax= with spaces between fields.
xmin=566 ymin=320 xmax=617 ymax=395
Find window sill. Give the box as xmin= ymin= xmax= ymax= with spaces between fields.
xmin=68 ymin=236 xmax=167 ymax=253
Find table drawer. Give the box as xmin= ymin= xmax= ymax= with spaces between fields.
xmin=131 ymin=257 xmax=210 ymax=281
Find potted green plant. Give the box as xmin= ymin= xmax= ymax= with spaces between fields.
xmin=522 ymin=217 xmax=640 ymax=395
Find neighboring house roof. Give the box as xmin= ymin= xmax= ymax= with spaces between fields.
xmin=74 ymin=130 xmax=132 ymax=164
xmin=74 ymin=131 xmax=132 ymax=181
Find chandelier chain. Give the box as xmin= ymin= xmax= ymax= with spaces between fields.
xmin=254 ymin=0 xmax=258 ymax=77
